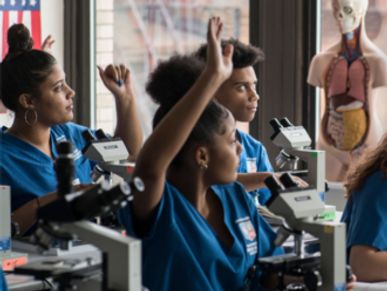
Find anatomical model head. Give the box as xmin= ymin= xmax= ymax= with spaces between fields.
xmin=331 ymin=0 xmax=368 ymax=34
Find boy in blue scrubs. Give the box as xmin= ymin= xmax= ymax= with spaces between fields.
xmin=119 ymin=17 xmax=284 ymax=290
xmin=0 ymin=24 xmax=142 ymax=212
xmin=341 ymin=135 xmax=387 ymax=282
xmin=195 ymin=40 xmax=277 ymax=206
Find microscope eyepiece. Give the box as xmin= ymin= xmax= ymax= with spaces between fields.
xmin=95 ymin=129 xmax=110 ymax=140
xmin=82 ymin=129 xmax=97 ymax=143
xmin=279 ymin=117 xmax=293 ymax=127
xmin=269 ymin=118 xmax=283 ymax=132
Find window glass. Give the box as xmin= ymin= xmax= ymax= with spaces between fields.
xmin=95 ymin=0 xmax=249 ymax=136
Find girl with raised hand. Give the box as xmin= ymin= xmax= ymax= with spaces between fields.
xmin=0 ymin=23 xmax=142 ymax=212
xmin=118 ymin=17 xmax=283 ymax=291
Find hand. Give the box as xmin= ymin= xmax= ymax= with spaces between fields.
xmin=41 ymin=35 xmax=55 ymax=51
xmin=205 ymin=16 xmax=233 ymax=81
xmin=97 ymin=64 xmax=135 ymax=103
xmin=274 ymin=173 xmax=309 ymax=188
xmin=291 ymin=175 xmax=309 ymax=188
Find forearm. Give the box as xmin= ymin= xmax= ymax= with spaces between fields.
xmin=114 ymin=95 xmax=143 ymax=160
xmin=236 ymin=172 xmax=272 ymax=192
xmin=350 ymin=246 xmax=387 ymax=282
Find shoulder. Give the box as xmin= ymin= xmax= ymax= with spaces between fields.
xmin=214 ymin=182 xmax=256 ymax=210
xmin=52 ymin=122 xmax=89 ymax=136
xmin=237 ymin=130 xmax=265 ymax=150
xmin=307 ymin=50 xmax=338 ymax=87
xmin=51 ymin=122 xmax=91 ymax=146
xmin=351 ymin=171 xmax=387 ymax=208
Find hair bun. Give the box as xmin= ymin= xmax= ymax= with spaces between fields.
xmin=7 ymin=23 xmax=34 ymax=55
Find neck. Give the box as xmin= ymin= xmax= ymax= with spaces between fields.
xmin=167 ymin=167 xmax=210 ymax=214
xmin=340 ymin=25 xmax=361 ymax=61
xmin=8 ymin=118 xmax=51 ymax=148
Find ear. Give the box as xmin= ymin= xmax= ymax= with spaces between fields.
xmin=18 ymin=93 xmax=35 ymax=110
xmin=195 ymin=146 xmax=210 ymax=168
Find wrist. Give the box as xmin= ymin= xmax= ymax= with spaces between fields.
xmin=202 ymin=68 xmax=227 ymax=86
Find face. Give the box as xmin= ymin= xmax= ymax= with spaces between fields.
xmin=215 ymin=66 xmax=259 ymax=123
xmin=205 ymin=112 xmax=242 ymax=184
xmin=332 ymin=0 xmax=367 ymax=34
xmin=32 ymin=64 xmax=75 ymax=126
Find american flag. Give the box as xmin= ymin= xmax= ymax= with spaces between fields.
xmin=0 ymin=0 xmax=41 ymax=60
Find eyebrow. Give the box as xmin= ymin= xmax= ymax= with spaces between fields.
xmin=232 ymin=80 xmax=258 ymax=86
xmin=51 ymin=79 xmax=65 ymax=88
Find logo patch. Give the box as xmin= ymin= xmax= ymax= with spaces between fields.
xmin=237 ymin=218 xmax=256 ymax=241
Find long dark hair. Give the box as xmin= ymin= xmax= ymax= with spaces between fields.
xmin=0 ymin=23 xmax=57 ymax=112
xmin=345 ymin=135 xmax=387 ymax=196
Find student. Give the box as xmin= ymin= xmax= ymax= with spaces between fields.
xmin=341 ymin=134 xmax=387 ymax=282
xmin=195 ymin=40 xmax=311 ymax=206
xmin=118 ymin=17 xmax=284 ymax=290
xmin=0 ymin=24 xmax=143 ymax=211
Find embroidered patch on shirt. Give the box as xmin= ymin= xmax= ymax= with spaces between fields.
xmin=236 ymin=217 xmax=257 ymax=241
xmin=246 ymin=158 xmax=257 ymax=173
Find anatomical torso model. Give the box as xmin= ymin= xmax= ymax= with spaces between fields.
xmin=308 ymin=0 xmax=387 ymax=181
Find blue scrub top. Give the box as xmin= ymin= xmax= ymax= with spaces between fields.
xmin=341 ymin=171 xmax=387 ymax=254
xmin=119 ymin=181 xmax=283 ymax=291
xmin=0 ymin=122 xmax=95 ymax=211
xmin=237 ymin=129 xmax=273 ymax=205
xmin=0 ymin=269 xmax=8 ymax=291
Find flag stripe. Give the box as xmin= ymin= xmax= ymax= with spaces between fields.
xmin=0 ymin=11 xmax=3 ymax=58
xmin=30 ymin=10 xmax=40 ymax=48
xmin=2 ymin=10 xmax=8 ymax=59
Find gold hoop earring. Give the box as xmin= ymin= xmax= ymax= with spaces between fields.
xmin=24 ymin=109 xmax=38 ymax=126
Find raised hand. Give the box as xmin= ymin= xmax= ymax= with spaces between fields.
xmin=97 ymin=64 xmax=135 ymax=103
xmin=41 ymin=35 xmax=55 ymax=51
xmin=205 ymin=16 xmax=234 ymax=82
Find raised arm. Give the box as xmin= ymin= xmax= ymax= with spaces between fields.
xmin=131 ymin=17 xmax=233 ymax=229
xmin=98 ymin=64 xmax=143 ymax=159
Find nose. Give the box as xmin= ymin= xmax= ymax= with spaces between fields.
xmin=249 ymin=88 xmax=259 ymax=102
xmin=66 ymin=84 xmax=75 ymax=99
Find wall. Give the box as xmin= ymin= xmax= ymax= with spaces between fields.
xmin=41 ymin=0 xmax=64 ymax=66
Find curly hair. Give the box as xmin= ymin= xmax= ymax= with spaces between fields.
xmin=146 ymin=54 xmax=229 ymax=168
xmin=195 ymin=38 xmax=265 ymax=69
xmin=345 ymin=135 xmax=387 ymax=196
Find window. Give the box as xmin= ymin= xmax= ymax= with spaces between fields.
xmin=95 ymin=0 xmax=249 ymax=136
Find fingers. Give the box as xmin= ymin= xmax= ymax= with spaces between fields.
xmin=97 ymin=64 xmax=130 ymax=88
xmin=42 ymin=35 xmax=55 ymax=51
xmin=207 ymin=16 xmax=222 ymax=41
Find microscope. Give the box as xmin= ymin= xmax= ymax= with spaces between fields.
xmin=13 ymin=141 xmax=144 ymax=291
xmin=82 ymin=129 xmax=135 ymax=183
xmin=259 ymin=174 xmax=347 ymax=290
xmin=256 ymin=118 xmax=348 ymax=290
xmin=270 ymin=118 xmax=325 ymax=194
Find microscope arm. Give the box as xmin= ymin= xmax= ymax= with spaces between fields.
xmin=61 ymin=221 xmax=141 ymax=291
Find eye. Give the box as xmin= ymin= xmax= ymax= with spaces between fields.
xmin=54 ymin=83 xmax=64 ymax=92
xmin=236 ymin=84 xmax=247 ymax=92
xmin=343 ymin=6 xmax=353 ymax=15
